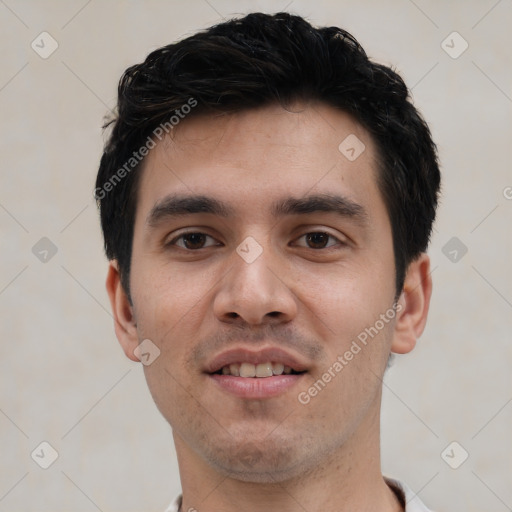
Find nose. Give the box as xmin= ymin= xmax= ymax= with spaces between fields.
xmin=212 ymin=240 xmax=298 ymax=326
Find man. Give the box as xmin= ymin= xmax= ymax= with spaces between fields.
xmin=96 ymin=12 xmax=439 ymax=512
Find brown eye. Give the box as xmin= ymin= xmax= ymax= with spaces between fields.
xmin=305 ymin=232 xmax=331 ymax=249
xmin=182 ymin=233 xmax=207 ymax=249
xmin=169 ymin=232 xmax=219 ymax=250
xmin=294 ymin=232 xmax=341 ymax=249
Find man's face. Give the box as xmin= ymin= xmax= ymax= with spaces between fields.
xmin=125 ymin=102 xmax=399 ymax=481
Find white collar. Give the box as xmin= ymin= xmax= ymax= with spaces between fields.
xmin=165 ymin=477 xmax=435 ymax=512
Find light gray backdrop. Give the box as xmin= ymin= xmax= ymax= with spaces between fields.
xmin=1 ymin=1 xmax=511 ymax=511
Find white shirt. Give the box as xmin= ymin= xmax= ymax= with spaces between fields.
xmin=165 ymin=477 xmax=434 ymax=511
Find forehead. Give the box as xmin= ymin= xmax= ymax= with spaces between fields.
xmin=135 ymin=102 xmax=382 ymax=224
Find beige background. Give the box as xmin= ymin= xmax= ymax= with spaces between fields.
xmin=1 ymin=1 xmax=511 ymax=511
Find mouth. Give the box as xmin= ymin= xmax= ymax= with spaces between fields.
xmin=205 ymin=347 xmax=308 ymax=399
xmin=213 ymin=362 xmax=305 ymax=378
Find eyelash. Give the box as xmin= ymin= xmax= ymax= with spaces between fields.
xmin=168 ymin=232 xmax=220 ymax=250
xmin=167 ymin=231 xmax=344 ymax=250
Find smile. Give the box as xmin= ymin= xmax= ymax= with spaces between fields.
xmin=214 ymin=362 xmax=302 ymax=378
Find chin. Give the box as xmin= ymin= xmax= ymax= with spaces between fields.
xmin=203 ymin=437 xmax=313 ymax=484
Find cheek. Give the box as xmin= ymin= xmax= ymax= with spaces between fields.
xmin=131 ymin=257 xmax=213 ymax=340
xmin=290 ymin=255 xmax=396 ymax=380
xmin=299 ymin=315 xmax=395 ymax=432
xmin=131 ymin=263 xmax=211 ymax=424
xmin=291 ymin=259 xmax=390 ymax=330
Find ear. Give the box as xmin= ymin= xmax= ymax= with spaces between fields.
xmin=105 ymin=261 xmax=140 ymax=362
xmin=391 ymin=253 xmax=432 ymax=355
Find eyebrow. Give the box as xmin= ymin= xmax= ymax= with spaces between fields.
xmin=146 ymin=193 xmax=368 ymax=227
xmin=271 ymin=194 xmax=368 ymax=225
xmin=147 ymin=195 xmax=234 ymax=226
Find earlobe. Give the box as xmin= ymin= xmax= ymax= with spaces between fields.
xmin=105 ymin=261 xmax=140 ymax=362
xmin=391 ymin=253 xmax=432 ymax=355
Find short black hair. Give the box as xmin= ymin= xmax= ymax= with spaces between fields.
xmin=95 ymin=11 xmax=440 ymax=299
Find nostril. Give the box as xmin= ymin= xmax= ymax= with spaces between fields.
xmin=268 ymin=311 xmax=280 ymax=317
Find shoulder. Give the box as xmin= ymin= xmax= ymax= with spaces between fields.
xmin=163 ymin=494 xmax=182 ymax=512
xmin=385 ymin=476 xmax=437 ymax=512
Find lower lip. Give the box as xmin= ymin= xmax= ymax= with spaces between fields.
xmin=209 ymin=374 xmax=305 ymax=399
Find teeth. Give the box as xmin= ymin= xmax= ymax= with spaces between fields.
xmin=256 ymin=362 xmax=273 ymax=377
xmin=239 ymin=362 xmax=256 ymax=378
xmin=219 ymin=362 xmax=296 ymax=378
xmin=272 ymin=363 xmax=284 ymax=375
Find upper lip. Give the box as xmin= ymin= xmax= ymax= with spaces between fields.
xmin=205 ymin=346 xmax=310 ymax=374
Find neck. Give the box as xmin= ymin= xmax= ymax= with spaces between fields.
xmin=174 ymin=395 xmax=402 ymax=512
